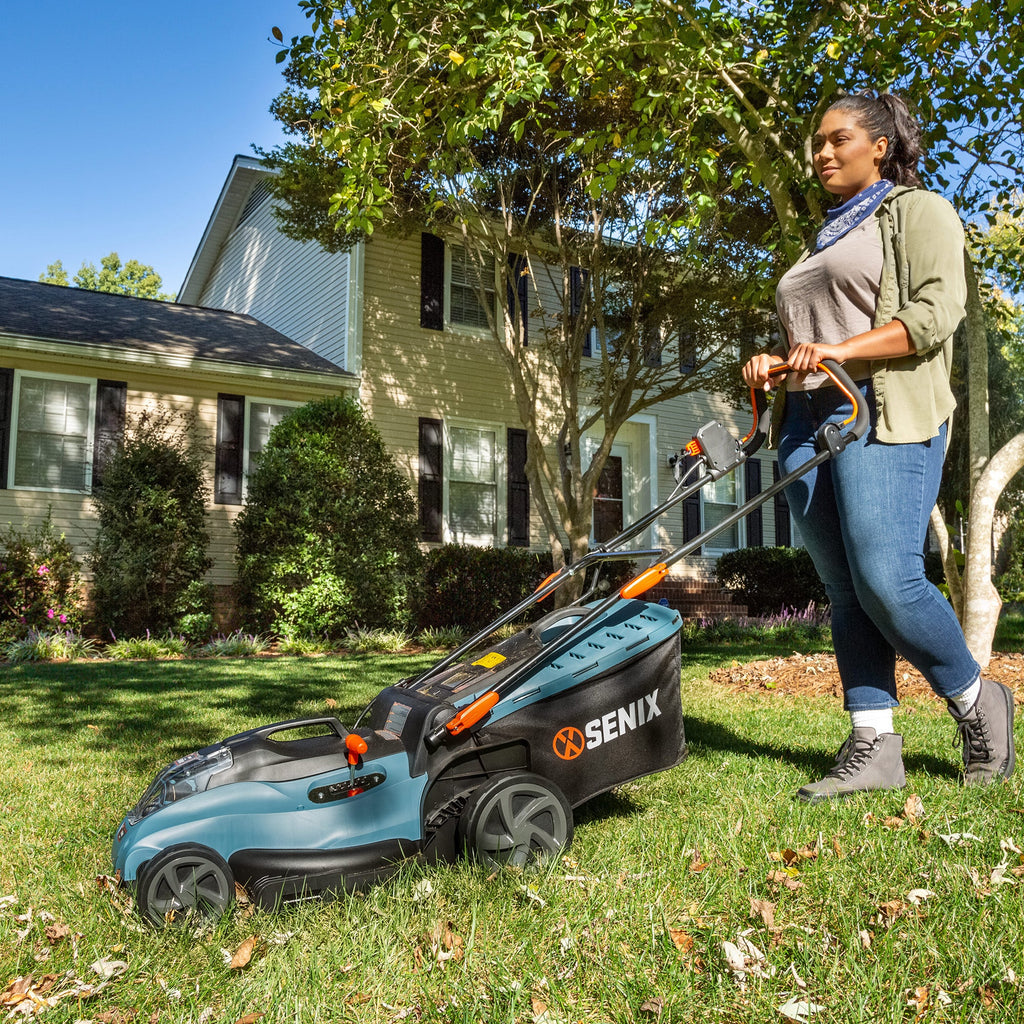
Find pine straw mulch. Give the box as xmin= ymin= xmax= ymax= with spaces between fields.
xmin=709 ymin=650 xmax=1024 ymax=701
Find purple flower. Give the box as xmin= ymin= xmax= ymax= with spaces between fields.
xmin=37 ymin=565 xmax=50 ymax=575
xmin=47 ymin=608 xmax=55 ymax=619
xmin=59 ymin=613 xmax=68 ymax=624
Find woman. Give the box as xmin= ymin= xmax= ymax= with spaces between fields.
xmin=743 ymin=91 xmax=1015 ymax=801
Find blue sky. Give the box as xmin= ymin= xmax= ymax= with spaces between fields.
xmin=1 ymin=2 xmax=309 ymax=298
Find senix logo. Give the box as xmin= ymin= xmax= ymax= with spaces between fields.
xmin=552 ymin=689 xmax=662 ymax=760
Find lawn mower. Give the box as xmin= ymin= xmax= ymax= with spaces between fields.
xmin=113 ymin=360 xmax=866 ymax=926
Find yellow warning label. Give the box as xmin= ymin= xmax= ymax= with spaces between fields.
xmin=472 ymin=652 xmax=507 ymax=669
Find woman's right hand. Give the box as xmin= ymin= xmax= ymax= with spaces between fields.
xmin=742 ymin=353 xmax=784 ymax=390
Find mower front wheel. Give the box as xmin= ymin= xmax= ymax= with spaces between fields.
xmin=458 ymin=772 xmax=573 ymax=871
xmin=136 ymin=843 xmax=235 ymax=927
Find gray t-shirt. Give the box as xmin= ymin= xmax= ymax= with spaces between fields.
xmin=775 ymin=218 xmax=882 ymax=390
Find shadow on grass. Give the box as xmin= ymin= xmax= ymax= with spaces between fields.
xmin=0 ymin=654 xmax=435 ymax=775
xmin=683 ymin=714 xmax=959 ymax=782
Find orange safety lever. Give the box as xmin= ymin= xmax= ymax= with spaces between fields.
xmin=345 ymin=733 xmax=368 ymax=766
xmin=445 ymin=690 xmax=500 ymax=737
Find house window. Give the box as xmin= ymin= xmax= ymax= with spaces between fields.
xmin=593 ymin=455 xmax=624 ymax=543
xmin=448 ymin=245 xmax=495 ymax=330
xmin=246 ymin=400 xmax=299 ymax=475
xmin=11 ymin=372 xmax=96 ymax=492
xmin=447 ymin=423 xmax=503 ymax=545
xmin=702 ymin=472 xmax=743 ymax=553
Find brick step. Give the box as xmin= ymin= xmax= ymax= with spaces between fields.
xmin=647 ymin=579 xmax=747 ymax=619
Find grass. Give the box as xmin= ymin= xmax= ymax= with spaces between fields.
xmin=1 ymin=636 xmax=1022 ymax=1023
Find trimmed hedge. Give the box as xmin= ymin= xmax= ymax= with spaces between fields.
xmin=715 ymin=545 xmax=826 ymax=617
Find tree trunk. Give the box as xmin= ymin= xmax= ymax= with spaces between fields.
xmin=929 ymin=504 xmax=964 ymax=621
xmin=961 ymin=431 xmax=1024 ymax=667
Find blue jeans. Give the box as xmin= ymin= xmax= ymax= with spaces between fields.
xmin=778 ymin=383 xmax=979 ymax=711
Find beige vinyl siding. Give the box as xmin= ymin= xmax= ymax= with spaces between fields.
xmin=355 ymin=234 xmax=779 ymax=569
xmin=196 ymin=193 xmax=351 ymax=370
xmin=0 ymin=348 xmax=348 ymax=587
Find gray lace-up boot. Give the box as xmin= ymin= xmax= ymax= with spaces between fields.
xmin=797 ymin=728 xmax=906 ymax=803
xmin=948 ymin=679 xmax=1016 ymax=785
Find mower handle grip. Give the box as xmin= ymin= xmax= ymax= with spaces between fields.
xmin=740 ymin=357 xmax=868 ymax=454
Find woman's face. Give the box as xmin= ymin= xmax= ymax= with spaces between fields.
xmin=812 ymin=109 xmax=888 ymax=202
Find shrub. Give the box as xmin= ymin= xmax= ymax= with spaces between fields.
xmin=415 ymin=544 xmax=553 ymax=633
xmin=715 ymin=546 xmax=826 ymax=617
xmin=343 ymin=627 xmax=413 ymax=653
xmin=235 ymin=397 xmax=421 ymax=639
xmin=0 ymin=515 xmax=83 ymax=635
xmin=89 ymin=409 xmax=213 ymax=637
xmin=416 ymin=626 xmax=466 ymax=650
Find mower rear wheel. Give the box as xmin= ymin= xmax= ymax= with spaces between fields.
xmin=459 ymin=772 xmax=573 ymax=871
xmin=136 ymin=844 xmax=234 ymax=927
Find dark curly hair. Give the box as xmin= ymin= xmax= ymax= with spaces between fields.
xmin=824 ymin=91 xmax=923 ymax=187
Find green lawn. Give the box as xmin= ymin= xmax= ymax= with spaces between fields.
xmin=1 ymin=639 xmax=1021 ymax=1023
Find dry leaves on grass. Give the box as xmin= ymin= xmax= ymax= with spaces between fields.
xmin=1 ymin=958 xmax=128 ymax=1017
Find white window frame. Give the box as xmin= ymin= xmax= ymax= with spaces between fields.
xmin=443 ymin=419 xmax=507 ymax=547
xmin=445 ymin=243 xmax=497 ymax=334
xmin=242 ymin=397 xmax=303 ymax=491
xmin=8 ymin=370 xmax=97 ymax=494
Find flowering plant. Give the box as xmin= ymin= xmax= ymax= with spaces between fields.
xmin=0 ymin=516 xmax=82 ymax=635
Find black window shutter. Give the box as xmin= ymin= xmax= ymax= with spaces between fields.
xmin=570 ymin=266 xmax=592 ymax=357
xmin=215 ymin=394 xmax=245 ymax=505
xmin=420 ymin=233 xmax=445 ymax=331
xmin=0 ymin=368 xmax=12 ymax=489
xmin=507 ymin=254 xmax=528 ymax=344
xmin=773 ymin=461 xmax=791 ymax=546
xmin=682 ymin=453 xmax=702 ymax=552
xmin=418 ymin=417 xmax=443 ymax=541
xmin=745 ymin=457 xmax=762 ymax=547
xmin=507 ymin=427 xmax=530 ymax=547
xmin=92 ymin=379 xmax=127 ymax=490
xmin=679 ymin=329 xmax=697 ymax=374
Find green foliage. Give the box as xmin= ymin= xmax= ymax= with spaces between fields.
xmin=715 ymin=546 xmax=826 ymax=618
xmin=39 ymin=252 xmax=175 ymax=300
xmin=89 ymin=409 xmax=213 ymax=638
xmin=343 ymin=627 xmax=413 ymax=653
xmin=197 ymin=631 xmax=271 ymax=658
xmin=416 ymin=625 xmax=466 ymax=650
xmin=106 ymin=634 xmax=190 ymax=661
xmin=235 ymin=397 xmax=421 ymax=638
xmin=416 ymin=544 xmax=553 ymax=633
xmin=0 ymin=515 xmax=82 ymax=635
xmin=5 ymin=629 xmax=98 ymax=664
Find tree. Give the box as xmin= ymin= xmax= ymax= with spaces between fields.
xmin=235 ymin=397 xmax=421 ymax=638
xmin=267 ymin=1 xmax=1024 ymax=657
xmin=40 ymin=252 xmax=175 ymax=300
xmin=262 ymin=1 xmax=779 ymax=576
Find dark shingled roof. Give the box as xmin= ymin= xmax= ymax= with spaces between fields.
xmin=0 ymin=275 xmax=353 ymax=378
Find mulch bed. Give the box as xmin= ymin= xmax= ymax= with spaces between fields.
xmin=709 ymin=650 xmax=1024 ymax=701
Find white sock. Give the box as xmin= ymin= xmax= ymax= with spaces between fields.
xmin=949 ymin=676 xmax=982 ymax=716
xmin=850 ymin=708 xmax=894 ymax=736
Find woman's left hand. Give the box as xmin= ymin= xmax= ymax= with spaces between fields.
xmin=785 ymin=342 xmax=844 ymax=373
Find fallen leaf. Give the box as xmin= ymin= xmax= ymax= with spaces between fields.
xmin=668 ymin=928 xmax=694 ymax=953
xmin=234 ymin=1015 xmax=265 ymax=1024
xmin=858 ymin=929 xmax=872 ymax=949
xmin=750 ymin=898 xmax=776 ymax=929
xmin=44 ymin=922 xmax=70 ymax=945
xmin=228 ymin=936 xmax=259 ymax=970
xmin=903 ymin=794 xmax=924 ymax=823
xmin=778 ymin=995 xmax=824 ymax=1021
xmin=873 ymin=900 xmax=907 ymax=925
xmin=325 ymin=698 xmax=338 ymax=708
xmin=639 ymin=996 xmax=665 ymax=1017
xmin=906 ymin=889 xmax=935 ymax=906
xmin=767 ymin=870 xmax=804 ymax=891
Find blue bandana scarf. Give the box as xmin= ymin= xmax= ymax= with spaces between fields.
xmin=814 ymin=179 xmax=893 ymax=252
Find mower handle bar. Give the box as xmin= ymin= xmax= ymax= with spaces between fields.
xmin=414 ymin=359 xmax=866 ymax=725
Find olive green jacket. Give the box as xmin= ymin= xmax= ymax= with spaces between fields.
xmin=769 ymin=185 xmax=966 ymax=446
